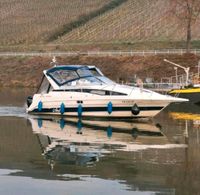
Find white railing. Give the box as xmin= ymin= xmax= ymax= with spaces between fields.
xmin=127 ymin=82 xmax=183 ymax=92
xmin=0 ymin=49 xmax=200 ymax=57
xmin=161 ymin=72 xmax=200 ymax=87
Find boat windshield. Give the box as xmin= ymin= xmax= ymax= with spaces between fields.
xmin=48 ymin=70 xmax=79 ymax=85
xmin=47 ymin=67 xmax=95 ymax=86
xmin=77 ymin=68 xmax=92 ymax=77
xmin=46 ymin=66 xmax=119 ymax=87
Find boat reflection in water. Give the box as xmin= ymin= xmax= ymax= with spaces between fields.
xmin=170 ymin=112 xmax=200 ymax=125
xmin=29 ymin=117 xmax=186 ymax=168
xmin=167 ymin=102 xmax=200 ymax=130
xmin=169 ymin=111 xmax=200 ymax=145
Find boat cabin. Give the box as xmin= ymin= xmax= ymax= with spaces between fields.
xmin=37 ymin=65 xmax=114 ymax=94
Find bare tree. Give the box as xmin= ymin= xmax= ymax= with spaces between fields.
xmin=171 ymin=0 xmax=200 ymax=52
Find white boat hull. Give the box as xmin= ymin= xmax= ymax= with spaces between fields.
xmin=27 ymin=92 xmax=171 ymax=118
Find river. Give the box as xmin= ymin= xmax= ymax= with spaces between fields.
xmin=0 ymin=88 xmax=199 ymax=195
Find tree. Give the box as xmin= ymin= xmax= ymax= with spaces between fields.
xmin=171 ymin=0 xmax=200 ymax=52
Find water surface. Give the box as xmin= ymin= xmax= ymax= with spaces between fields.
xmin=0 ymin=88 xmax=199 ymax=195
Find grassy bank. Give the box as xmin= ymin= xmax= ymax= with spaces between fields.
xmin=0 ymin=54 xmax=199 ymax=88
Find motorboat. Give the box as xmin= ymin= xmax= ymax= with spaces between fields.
xmin=164 ymin=59 xmax=200 ymax=104
xmin=26 ymin=60 xmax=188 ymax=118
xmin=168 ymin=86 xmax=200 ymax=104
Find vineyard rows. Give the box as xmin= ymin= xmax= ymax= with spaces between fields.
xmin=1 ymin=0 xmax=200 ymax=47
xmin=57 ymin=0 xmax=200 ymax=43
xmin=0 ymin=0 xmax=111 ymax=45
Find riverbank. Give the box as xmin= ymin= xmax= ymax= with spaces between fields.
xmin=0 ymin=53 xmax=199 ymax=87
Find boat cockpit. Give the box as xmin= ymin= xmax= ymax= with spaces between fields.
xmin=37 ymin=65 xmax=115 ymax=93
xmin=47 ymin=66 xmax=97 ymax=86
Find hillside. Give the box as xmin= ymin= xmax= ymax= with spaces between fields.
xmin=0 ymin=54 xmax=199 ymax=88
xmin=56 ymin=0 xmax=179 ymax=43
xmin=58 ymin=0 xmax=200 ymax=44
xmin=0 ymin=0 xmax=112 ymax=45
xmin=0 ymin=0 xmax=200 ymax=51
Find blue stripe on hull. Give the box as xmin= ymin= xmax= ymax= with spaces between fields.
xmin=31 ymin=106 xmax=163 ymax=114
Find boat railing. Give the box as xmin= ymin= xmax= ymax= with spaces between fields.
xmin=166 ymin=72 xmax=197 ymax=85
xmin=126 ymin=82 xmax=183 ymax=93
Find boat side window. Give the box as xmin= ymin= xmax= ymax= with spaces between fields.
xmin=110 ymin=91 xmax=126 ymax=95
xmin=37 ymin=76 xmax=51 ymax=94
xmin=90 ymin=90 xmax=106 ymax=95
xmin=89 ymin=68 xmax=102 ymax=76
xmin=82 ymin=89 xmax=126 ymax=95
xmin=52 ymin=89 xmax=127 ymax=95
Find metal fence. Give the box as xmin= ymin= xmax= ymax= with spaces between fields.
xmin=0 ymin=49 xmax=200 ymax=57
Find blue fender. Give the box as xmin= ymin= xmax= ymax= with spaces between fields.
xmin=107 ymin=101 xmax=113 ymax=114
xmin=59 ymin=118 xmax=65 ymax=129
xmin=78 ymin=104 xmax=83 ymax=118
xmin=38 ymin=101 xmax=43 ymax=112
xmin=60 ymin=103 xmax=65 ymax=115
xmin=107 ymin=126 xmax=112 ymax=138
xmin=77 ymin=119 xmax=82 ymax=132
xmin=37 ymin=118 xmax=43 ymax=128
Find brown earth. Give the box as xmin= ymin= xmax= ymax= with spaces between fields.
xmin=0 ymin=54 xmax=199 ymax=88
